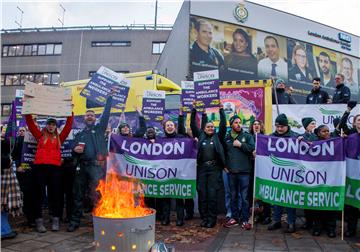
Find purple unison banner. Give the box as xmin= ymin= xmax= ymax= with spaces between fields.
xmin=255 ymin=134 xmax=346 ymax=210
xmin=181 ymin=81 xmax=195 ymax=113
xmin=80 ymin=66 xmax=131 ymax=110
xmin=108 ymin=135 xmax=197 ymax=198
xmin=194 ymin=69 xmax=220 ymax=111
xmin=142 ymin=90 xmax=166 ymax=122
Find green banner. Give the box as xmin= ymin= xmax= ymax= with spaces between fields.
xmin=255 ymin=177 xmax=345 ymax=210
xmin=345 ymin=177 xmax=360 ymax=208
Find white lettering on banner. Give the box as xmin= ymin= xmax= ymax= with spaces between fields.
xmin=346 ymin=185 xmax=360 ymax=201
xmin=259 ymin=184 xmax=340 ymax=207
xmin=267 ymin=138 xmax=334 ymax=157
xmin=159 ymin=184 xmax=192 ymax=197
xmin=121 ymin=140 xmax=185 ymax=156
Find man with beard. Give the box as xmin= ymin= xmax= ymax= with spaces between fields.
xmin=318 ymin=52 xmax=335 ymax=88
xmin=67 ymin=88 xmax=116 ymax=232
xmin=306 ymin=77 xmax=330 ymax=104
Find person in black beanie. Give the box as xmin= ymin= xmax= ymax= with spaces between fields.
xmin=268 ymin=114 xmax=299 ymax=233
xmin=116 ymin=108 xmax=146 ymax=138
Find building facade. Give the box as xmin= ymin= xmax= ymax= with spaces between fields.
xmin=1 ymin=25 xmax=171 ymax=120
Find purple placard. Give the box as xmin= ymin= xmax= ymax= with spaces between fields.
xmin=80 ymin=66 xmax=130 ymax=110
xmin=109 ymin=135 xmax=197 ymax=160
xmin=256 ymin=134 xmax=345 ymax=162
xmin=142 ymin=90 xmax=165 ymax=121
xmin=181 ymin=81 xmax=195 ymax=113
xmin=194 ymin=70 xmax=220 ymax=111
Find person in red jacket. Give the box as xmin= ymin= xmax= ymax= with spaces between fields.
xmin=25 ymin=113 xmax=73 ymax=233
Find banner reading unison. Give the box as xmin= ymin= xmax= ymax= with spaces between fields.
xmin=108 ymin=135 xmax=197 ymax=199
xmin=255 ymin=135 xmax=346 ymax=210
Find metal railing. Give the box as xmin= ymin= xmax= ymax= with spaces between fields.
xmin=1 ymin=24 xmax=173 ymax=33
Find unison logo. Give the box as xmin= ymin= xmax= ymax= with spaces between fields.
xmin=319 ymin=107 xmax=341 ymax=115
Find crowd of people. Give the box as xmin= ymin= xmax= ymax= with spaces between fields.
xmin=1 ymin=76 xmax=359 ymax=241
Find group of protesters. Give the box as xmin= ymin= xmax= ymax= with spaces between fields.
xmin=1 ymin=76 xmax=359 ymax=241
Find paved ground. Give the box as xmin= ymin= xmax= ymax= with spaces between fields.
xmin=2 ymin=214 xmax=360 ymax=252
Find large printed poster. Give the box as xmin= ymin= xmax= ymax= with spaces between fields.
xmin=189 ymin=15 xmax=360 ymax=103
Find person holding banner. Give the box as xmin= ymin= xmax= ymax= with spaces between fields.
xmin=223 ymin=115 xmax=255 ymax=230
xmin=160 ymin=110 xmax=187 ymax=226
xmin=310 ymin=124 xmax=337 ymax=238
xmin=68 ymin=89 xmax=115 ymax=232
xmin=249 ymin=120 xmax=271 ymax=225
xmin=268 ymin=114 xmax=299 ymax=233
xmin=116 ymin=108 xmax=146 ymax=138
xmin=25 ymin=112 xmax=74 ymax=233
xmin=299 ymin=117 xmax=317 ymax=230
xmin=190 ymin=101 xmax=226 ymax=228
xmin=337 ymin=100 xmax=358 ymax=136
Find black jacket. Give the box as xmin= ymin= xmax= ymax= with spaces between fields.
xmin=338 ymin=111 xmax=357 ymax=135
xmin=306 ymin=88 xmax=329 ymax=104
xmin=73 ymin=96 xmax=112 ymax=162
xmin=333 ymin=84 xmax=351 ymax=104
xmin=272 ymin=88 xmax=296 ymax=104
xmin=271 ymin=127 xmax=299 ymax=138
xmin=190 ymin=108 xmax=226 ymax=167
xmin=11 ymin=135 xmax=24 ymax=166
xmin=223 ymin=129 xmax=255 ymax=173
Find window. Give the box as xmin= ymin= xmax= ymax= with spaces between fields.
xmin=1 ymin=104 xmax=12 ymax=117
xmin=54 ymin=44 xmax=62 ymax=54
xmin=2 ymin=43 xmax=62 ymax=57
xmin=15 ymin=45 xmax=24 ymax=56
xmin=24 ymin=45 xmax=32 ymax=56
xmin=46 ymin=44 xmax=54 ymax=55
xmin=91 ymin=41 xmax=131 ymax=47
xmin=1 ymin=75 xmax=4 ymax=86
xmin=51 ymin=73 xmax=60 ymax=84
xmin=152 ymin=42 xmax=166 ymax=54
xmin=38 ymin=45 xmax=46 ymax=55
xmin=31 ymin=44 xmax=38 ymax=55
xmin=8 ymin=46 xmax=16 ymax=56
xmin=20 ymin=74 xmax=34 ymax=85
xmin=2 ymin=46 xmax=8 ymax=57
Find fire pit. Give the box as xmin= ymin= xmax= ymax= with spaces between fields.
xmin=93 ymin=172 xmax=155 ymax=252
xmin=93 ymin=211 xmax=155 ymax=252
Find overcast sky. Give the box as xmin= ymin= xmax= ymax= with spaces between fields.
xmin=1 ymin=0 xmax=359 ymax=36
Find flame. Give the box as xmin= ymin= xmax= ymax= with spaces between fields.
xmin=93 ymin=171 xmax=152 ymax=218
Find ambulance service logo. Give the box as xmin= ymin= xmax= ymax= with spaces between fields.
xmin=234 ymin=3 xmax=248 ymax=23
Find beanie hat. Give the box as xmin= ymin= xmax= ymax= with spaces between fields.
xmin=275 ymin=79 xmax=285 ymax=86
xmin=275 ymin=113 xmax=288 ymax=126
xmin=46 ymin=117 xmax=57 ymax=125
xmin=229 ymin=114 xmax=241 ymax=126
xmin=301 ymin=117 xmax=315 ymax=129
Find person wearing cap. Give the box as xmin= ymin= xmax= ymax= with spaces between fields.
xmin=298 ymin=117 xmax=317 ymax=231
xmin=223 ymin=114 xmax=255 ymax=230
xmin=68 ymin=88 xmax=116 ymax=232
xmin=25 ymin=111 xmax=74 ymax=233
xmin=268 ymin=113 xmax=299 ymax=233
xmin=272 ymin=79 xmax=296 ymax=104
xmin=306 ymin=77 xmax=330 ymax=104
xmin=116 ymin=108 xmax=146 ymax=138
xmin=190 ymin=101 xmax=226 ymax=228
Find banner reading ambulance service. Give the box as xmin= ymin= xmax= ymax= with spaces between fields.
xmin=108 ymin=135 xmax=197 ymax=198
xmin=255 ymin=135 xmax=346 ymax=210
xmin=345 ymin=133 xmax=360 ymax=208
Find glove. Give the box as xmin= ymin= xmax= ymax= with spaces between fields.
xmin=347 ymin=101 xmax=357 ymax=110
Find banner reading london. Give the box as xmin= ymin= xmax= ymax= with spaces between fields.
xmin=108 ymin=135 xmax=197 ymax=199
xmin=255 ymin=135 xmax=346 ymax=210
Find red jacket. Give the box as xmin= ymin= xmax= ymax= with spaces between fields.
xmin=25 ymin=114 xmax=74 ymax=166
